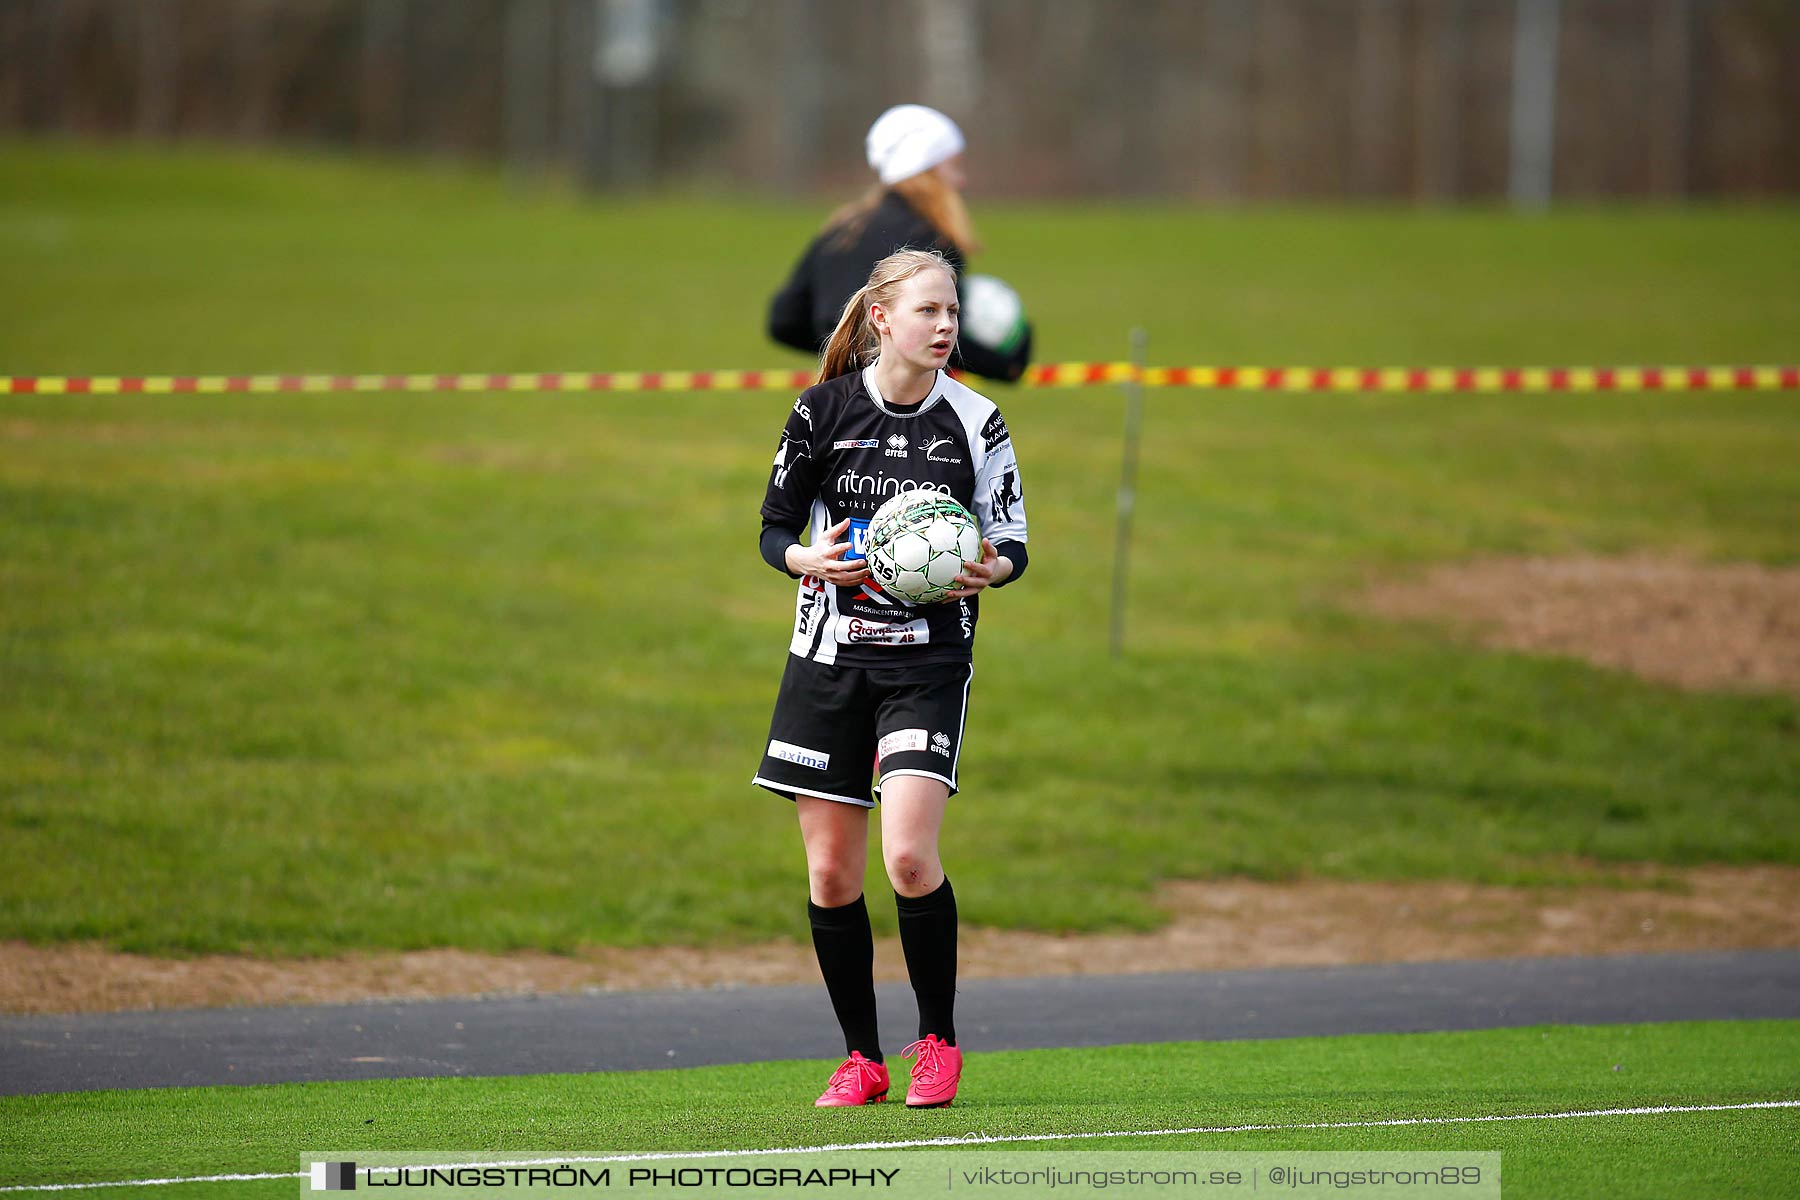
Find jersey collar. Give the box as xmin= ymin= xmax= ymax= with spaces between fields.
xmin=861 ymin=363 xmax=944 ymax=418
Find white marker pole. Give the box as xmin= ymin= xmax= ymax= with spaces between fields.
xmin=1110 ymin=328 xmax=1148 ymax=659
xmin=1509 ymin=0 xmax=1561 ymax=211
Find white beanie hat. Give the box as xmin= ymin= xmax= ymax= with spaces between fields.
xmin=865 ymin=104 xmax=966 ymax=186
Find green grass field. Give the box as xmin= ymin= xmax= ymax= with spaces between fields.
xmin=2 ymin=142 xmax=1798 ymax=1200
xmin=2 ymin=141 xmax=1798 ymax=954
xmin=2 ymin=1021 xmax=1796 ymax=1198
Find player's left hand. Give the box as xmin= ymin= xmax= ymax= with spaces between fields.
xmin=944 ymin=538 xmax=1010 ymax=599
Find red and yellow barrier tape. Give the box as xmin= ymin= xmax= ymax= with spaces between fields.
xmin=1022 ymin=363 xmax=1799 ymax=392
xmin=0 ymin=370 xmax=818 ymax=396
xmin=2 ymin=364 xmax=1795 ymax=395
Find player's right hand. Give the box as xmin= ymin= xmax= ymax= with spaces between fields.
xmin=791 ymin=518 xmax=870 ymax=588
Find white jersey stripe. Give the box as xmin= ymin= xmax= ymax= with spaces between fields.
xmin=751 ymin=776 xmax=875 ymax=809
xmin=877 ymin=767 xmax=956 ymax=793
xmin=949 ymin=662 xmax=973 ymax=780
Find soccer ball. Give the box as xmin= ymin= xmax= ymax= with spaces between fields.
xmin=958 ymin=275 xmax=1027 ymax=355
xmin=864 ymin=491 xmax=981 ymax=605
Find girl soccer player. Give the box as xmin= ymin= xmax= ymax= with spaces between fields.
xmin=753 ymin=248 xmax=1029 ymax=1107
xmin=768 ymin=104 xmax=1032 ymax=383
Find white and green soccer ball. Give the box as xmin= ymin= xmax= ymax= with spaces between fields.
xmin=959 ymin=274 xmax=1028 ymax=355
xmin=865 ymin=491 xmax=981 ymax=605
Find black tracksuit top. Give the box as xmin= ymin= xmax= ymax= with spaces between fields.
xmin=766 ymin=191 xmax=1033 ymax=384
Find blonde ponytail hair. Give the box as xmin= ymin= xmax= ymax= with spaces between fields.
xmin=893 ymin=170 xmax=982 ymax=256
xmin=824 ymin=168 xmax=983 ymax=258
xmin=816 ymin=249 xmax=958 ymax=384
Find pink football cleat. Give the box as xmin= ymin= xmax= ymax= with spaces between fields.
xmin=815 ymin=1052 xmax=889 ymax=1107
xmin=901 ymin=1035 xmax=962 ymax=1108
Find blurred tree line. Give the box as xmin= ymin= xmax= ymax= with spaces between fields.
xmin=2 ymin=0 xmax=1795 ymax=201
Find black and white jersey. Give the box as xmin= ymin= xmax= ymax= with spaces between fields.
xmin=761 ymin=365 xmax=1029 ymax=666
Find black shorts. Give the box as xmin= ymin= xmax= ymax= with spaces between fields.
xmin=752 ymin=655 xmax=974 ymax=808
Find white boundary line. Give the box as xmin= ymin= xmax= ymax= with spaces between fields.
xmin=2 ymin=1101 xmax=1794 ymax=1193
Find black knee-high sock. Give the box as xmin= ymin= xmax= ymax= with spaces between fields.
xmin=895 ymin=876 xmax=957 ymax=1046
xmin=808 ymin=895 xmax=882 ymax=1063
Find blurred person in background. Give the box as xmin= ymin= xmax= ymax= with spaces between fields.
xmin=768 ymin=104 xmax=1032 ymax=384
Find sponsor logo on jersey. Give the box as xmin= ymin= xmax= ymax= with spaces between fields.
xmin=843 ymin=617 xmax=928 ymax=645
xmin=990 ymin=465 xmax=1020 ymax=524
xmin=796 ymin=586 xmax=826 ymax=638
xmin=980 ymin=409 xmax=1010 ymax=452
xmin=848 ymin=601 xmax=910 ymax=622
xmin=792 ymin=399 xmax=812 ymax=427
xmin=846 ymin=517 xmax=870 ymax=562
xmin=773 ymin=430 xmax=811 ymax=489
xmin=834 ymin=438 xmax=880 ymax=450
xmin=958 ymin=598 xmax=973 ymax=639
xmin=931 ymin=731 xmax=953 ymax=757
xmin=852 ymin=576 xmax=905 ymax=611
xmin=768 ymin=738 xmax=830 ymax=771
xmin=833 ymin=470 xmax=954 ymax=501
xmin=878 ymin=728 xmax=928 ymax=759
xmin=885 ymin=434 xmax=909 ymax=458
xmin=924 ymin=436 xmax=962 ymax=464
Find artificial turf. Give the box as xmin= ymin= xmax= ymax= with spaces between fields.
xmin=2 ymin=1020 xmax=1796 ymax=1198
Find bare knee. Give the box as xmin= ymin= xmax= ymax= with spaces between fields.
xmin=797 ymin=797 xmax=868 ymax=908
xmin=806 ymin=831 xmax=865 ymax=907
xmin=808 ymin=860 xmax=865 ymax=908
xmin=883 ymin=844 xmax=943 ymax=898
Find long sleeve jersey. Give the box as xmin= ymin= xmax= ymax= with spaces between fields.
xmin=759 ymin=365 xmax=1029 ymax=666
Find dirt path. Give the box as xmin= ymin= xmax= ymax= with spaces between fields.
xmin=6 ymin=866 xmax=1796 ymax=1015
xmin=1362 ymin=555 xmax=1800 ymax=696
